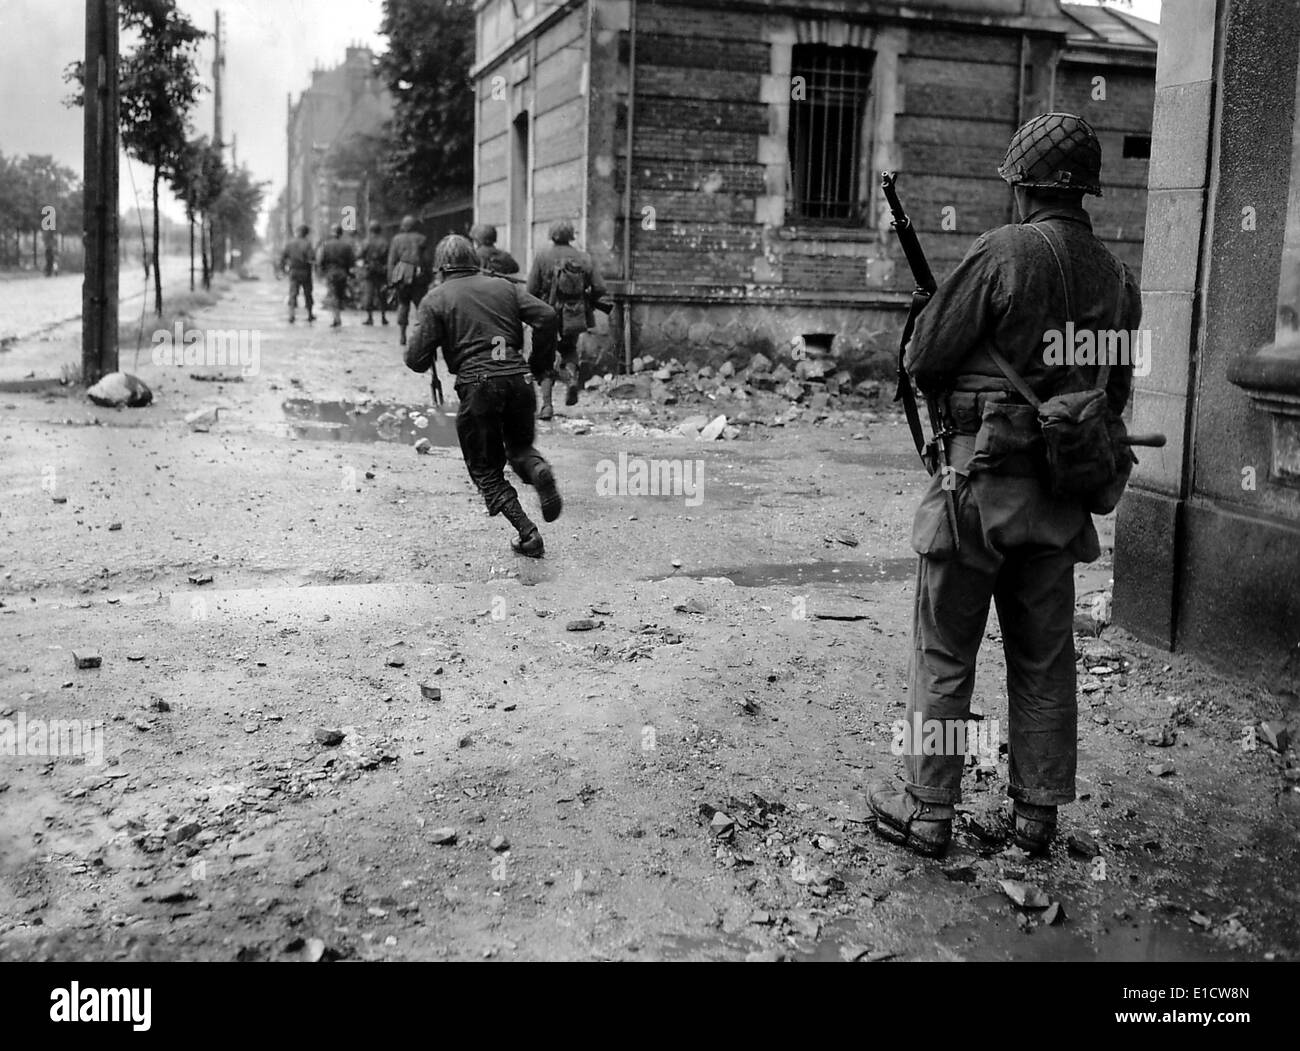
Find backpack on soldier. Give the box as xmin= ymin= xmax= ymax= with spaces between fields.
xmin=549 ymin=257 xmax=589 ymax=337
xmin=987 ymin=223 xmax=1136 ymax=515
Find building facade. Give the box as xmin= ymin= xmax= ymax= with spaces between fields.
xmin=1116 ymin=0 xmax=1300 ymax=682
xmin=286 ymin=46 xmax=393 ymax=237
xmin=470 ymin=0 xmax=1156 ymax=373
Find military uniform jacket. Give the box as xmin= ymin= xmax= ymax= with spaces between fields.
xmin=477 ymin=244 xmax=520 ymax=276
xmin=388 ymin=231 xmax=428 ymax=285
xmin=281 ymin=237 xmax=313 ymax=275
xmin=405 ymin=272 xmax=557 ymax=383
xmin=360 ymin=236 xmax=389 ymax=277
xmin=904 ymin=203 xmax=1142 ymax=565
xmin=317 ymin=238 xmax=356 ymax=276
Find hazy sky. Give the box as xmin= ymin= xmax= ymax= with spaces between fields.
xmin=0 ymin=0 xmax=386 ymax=223
xmin=0 ymin=0 xmax=1160 ymax=228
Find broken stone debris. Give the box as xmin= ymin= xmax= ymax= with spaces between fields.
xmin=185 ymin=407 xmax=219 ymax=431
xmin=71 ymin=650 xmax=102 ymax=670
xmin=87 ymin=371 xmax=152 ymax=408
xmin=1260 ymin=721 xmax=1290 ymax=753
xmin=998 ymin=879 xmax=1051 ymax=909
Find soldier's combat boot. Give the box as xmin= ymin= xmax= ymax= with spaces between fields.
xmin=363 ymin=313 xmax=374 ymax=326
xmin=564 ymin=363 xmax=579 ymax=406
xmin=288 ymin=311 xmax=295 ymax=324
xmin=381 ymin=313 xmax=389 ymax=325
xmin=538 ymin=378 xmax=554 ymax=421
xmin=1012 ymin=802 xmax=1058 ymax=856
xmin=502 ymin=498 xmax=543 ymax=558
xmin=533 ymin=463 xmax=563 ymax=523
xmin=399 ymin=324 xmax=407 ymax=347
xmin=867 ymin=782 xmax=953 ymax=858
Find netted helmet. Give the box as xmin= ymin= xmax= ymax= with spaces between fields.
xmin=998 ymin=112 xmax=1103 ymax=197
xmin=434 ymin=234 xmax=479 ymax=272
xmin=469 ymin=223 xmax=498 ymax=246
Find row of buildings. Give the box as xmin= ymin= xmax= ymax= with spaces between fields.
xmin=278 ymin=44 xmax=471 ymax=258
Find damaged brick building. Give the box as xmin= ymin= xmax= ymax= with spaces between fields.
xmin=471 ymin=0 xmax=1157 ymax=374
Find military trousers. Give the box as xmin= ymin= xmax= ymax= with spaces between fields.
xmin=547 ymin=331 xmax=581 ymax=385
xmin=287 ymin=269 xmax=313 ymax=312
xmin=454 ymin=373 xmax=550 ymax=516
xmin=904 ymin=436 xmax=1096 ymax=808
xmin=395 ymin=278 xmax=429 ymax=329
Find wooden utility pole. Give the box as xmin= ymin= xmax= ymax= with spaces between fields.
xmin=212 ymin=9 xmax=225 ymax=271
xmin=82 ymin=0 xmax=119 ymax=383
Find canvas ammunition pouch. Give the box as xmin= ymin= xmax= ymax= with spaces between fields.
xmin=982 ymin=223 xmax=1135 ymax=514
xmin=550 ymin=258 xmax=590 ymax=337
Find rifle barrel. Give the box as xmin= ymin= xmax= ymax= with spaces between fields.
xmin=1122 ymin=433 xmax=1166 ymax=448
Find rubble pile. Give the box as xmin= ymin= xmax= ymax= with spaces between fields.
xmin=579 ymin=349 xmax=889 ymax=440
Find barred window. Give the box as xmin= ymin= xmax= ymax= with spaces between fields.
xmin=788 ymin=44 xmax=874 ymax=223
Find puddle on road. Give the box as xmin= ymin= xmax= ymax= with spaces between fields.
xmin=652 ymin=558 xmax=915 ymax=587
xmin=280 ymin=398 xmax=458 ymax=447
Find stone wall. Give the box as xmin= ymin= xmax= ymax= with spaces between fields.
xmin=1116 ymin=0 xmax=1300 ymax=680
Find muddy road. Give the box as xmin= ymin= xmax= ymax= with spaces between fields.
xmin=1 ymin=272 xmax=1297 ymax=962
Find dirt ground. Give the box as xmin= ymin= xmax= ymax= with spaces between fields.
xmin=1 ymin=268 xmax=1297 ymax=962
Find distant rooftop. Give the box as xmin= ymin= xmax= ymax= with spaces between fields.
xmin=1059 ymin=1 xmax=1159 ymax=50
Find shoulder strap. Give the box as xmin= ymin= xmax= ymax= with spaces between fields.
xmin=1032 ymin=221 xmax=1110 ymax=391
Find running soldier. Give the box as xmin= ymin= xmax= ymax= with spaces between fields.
xmin=405 ymin=235 xmax=563 ymax=559
xmin=316 ymin=224 xmax=356 ymax=328
xmin=280 ymin=224 xmax=315 ymax=324
xmin=470 ymin=223 xmax=520 ymax=277
xmin=526 ymin=219 xmax=611 ymax=420
xmin=387 ymin=214 xmax=430 ymax=346
xmin=869 ymin=113 xmax=1141 ymax=858
xmin=359 ymin=220 xmax=389 ymax=326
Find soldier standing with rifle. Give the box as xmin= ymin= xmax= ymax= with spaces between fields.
xmin=868 ymin=114 xmax=1163 ymax=859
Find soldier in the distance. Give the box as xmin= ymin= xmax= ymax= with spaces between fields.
xmin=316 ymin=224 xmax=356 ymax=329
xmin=470 ymin=223 xmax=520 ymax=277
xmin=359 ymin=220 xmax=389 ymax=326
xmin=526 ymin=219 xmax=611 ymax=420
xmin=387 ymin=214 xmax=430 ymax=346
xmin=405 ymin=235 xmax=563 ymax=559
xmin=280 ymin=224 xmax=315 ymax=324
